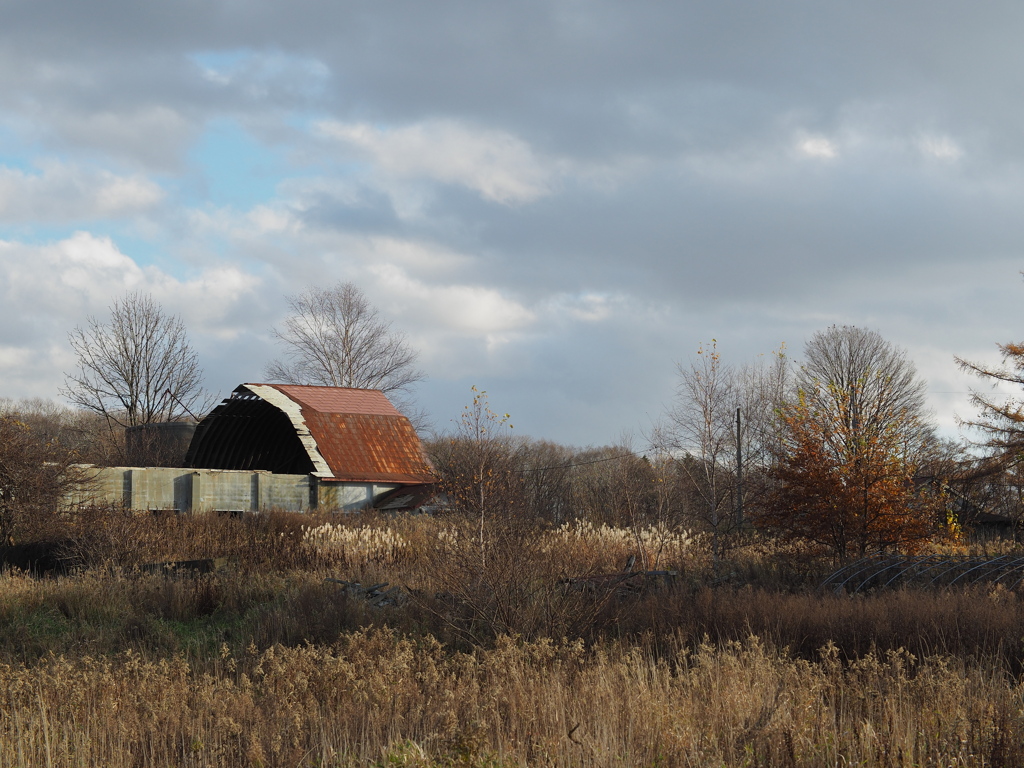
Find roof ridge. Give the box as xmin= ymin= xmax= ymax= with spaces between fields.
xmin=246 ymin=383 xmax=403 ymax=417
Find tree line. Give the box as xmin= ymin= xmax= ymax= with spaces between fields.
xmin=426 ymin=325 xmax=1024 ymax=561
xmin=3 ymin=281 xmax=1024 ymax=558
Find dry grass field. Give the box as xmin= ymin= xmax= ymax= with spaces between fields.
xmin=1 ymin=509 xmax=1023 ymax=766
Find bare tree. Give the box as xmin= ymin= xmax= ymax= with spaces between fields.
xmin=799 ymin=325 xmax=932 ymax=458
xmin=664 ymin=341 xmax=735 ymax=558
xmin=655 ymin=340 xmax=790 ymax=559
xmin=566 ymin=444 xmax=646 ymax=525
xmin=0 ymin=408 xmax=92 ymax=544
xmin=428 ymin=387 xmax=522 ymax=569
xmin=265 ymin=282 xmax=424 ymax=401
xmin=61 ymin=293 xmax=206 ymax=431
xmin=734 ymin=346 xmax=790 ymax=472
xmin=0 ymin=397 xmax=120 ymax=465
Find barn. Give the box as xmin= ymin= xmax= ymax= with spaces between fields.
xmin=83 ymin=384 xmax=435 ymax=513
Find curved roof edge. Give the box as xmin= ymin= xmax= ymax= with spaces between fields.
xmin=239 ymin=383 xmax=435 ymax=484
xmin=243 ymin=384 xmax=333 ymax=477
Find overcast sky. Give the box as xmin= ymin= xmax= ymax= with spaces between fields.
xmin=1 ymin=1 xmax=1022 ymax=447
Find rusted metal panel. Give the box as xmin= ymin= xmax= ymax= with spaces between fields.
xmin=270 ymin=384 xmax=402 ymax=417
xmin=303 ymin=411 xmax=434 ymax=484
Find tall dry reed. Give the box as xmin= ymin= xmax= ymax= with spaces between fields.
xmin=3 ymin=510 xmax=1024 ymax=765
xmin=2 ymin=629 xmax=1023 ymax=767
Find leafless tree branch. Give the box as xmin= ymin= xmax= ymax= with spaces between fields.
xmin=60 ymin=292 xmax=206 ymax=431
xmin=265 ymin=281 xmax=425 ymax=414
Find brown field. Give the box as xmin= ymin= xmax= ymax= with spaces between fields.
xmin=1 ymin=510 xmax=1023 ymax=766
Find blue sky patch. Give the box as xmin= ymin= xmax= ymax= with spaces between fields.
xmin=186 ymin=119 xmax=287 ymax=210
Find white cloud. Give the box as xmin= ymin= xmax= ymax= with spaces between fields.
xmin=917 ymin=134 xmax=963 ymax=162
xmin=188 ymin=197 xmax=477 ymax=283
xmin=796 ymin=134 xmax=838 ymax=159
xmin=245 ymin=204 xmax=299 ymax=235
xmin=684 ymin=119 xmax=970 ymax=187
xmin=0 ymin=161 xmax=163 ymax=223
xmin=0 ymin=231 xmax=150 ymax=309
xmin=0 ymin=231 xmax=261 ymax=321
xmin=199 ymin=66 xmax=232 ymax=87
xmin=0 ymin=232 xmax=263 ymax=400
xmin=315 ymin=119 xmax=556 ymax=204
xmin=369 ymin=263 xmax=535 ymax=335
xmin=360 ymin=236 xmax=473 ymax=275
xmin=0 ymin=345 xmax=34 ymax=371
xmin=547 ymin=291 xmax=624 ymax=323
xmin=191 ymin=49 xmax=331 ymax=99
xmin=175 ymin=266 xmax=263 ymax=338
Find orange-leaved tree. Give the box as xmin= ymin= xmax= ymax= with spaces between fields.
xmin=759 ymin=326 xmax=938 ymax=559
xmin=762 ymin=386 xmax=934 ymax=559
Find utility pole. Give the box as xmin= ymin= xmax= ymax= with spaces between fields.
xmin=735 ymin=407 xmax=744 ymax=526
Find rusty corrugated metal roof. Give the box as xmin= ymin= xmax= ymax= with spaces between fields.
xmin=268 ymin=385 xmax=403 ymax=418
xmin=185 ymin=383 xmax=434 ymax=484
xmin=302 ymin=411 xmax=433 ymax=484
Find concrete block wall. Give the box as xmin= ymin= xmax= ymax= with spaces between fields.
xmin=317 ymin=482 xmax=400 ymax=512
xmin=190 ymin=470 xmax=267 ymax=513
xmin=75 ymin=466 xmax=396 ymax=513
xmin=254 ymin=472 xmax=316 ymax=511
